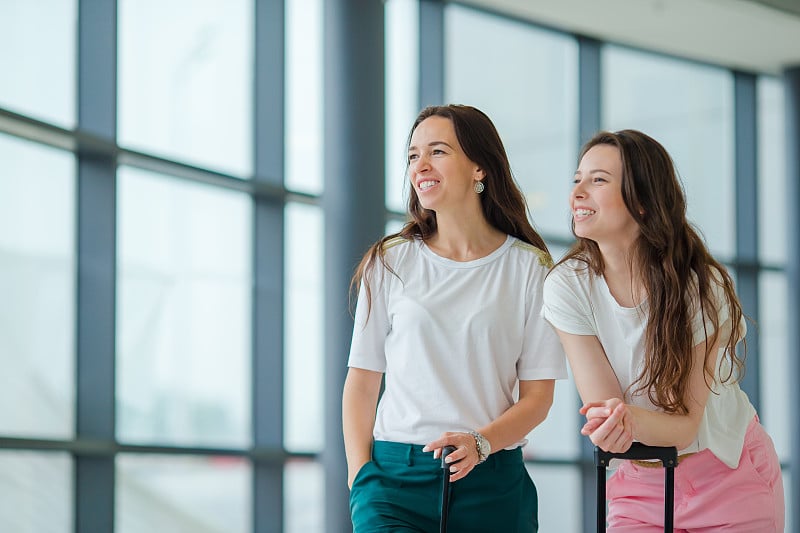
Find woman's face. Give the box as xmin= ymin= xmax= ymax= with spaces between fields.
xmin=571 ymin=144 xmax=640 ymax=248
xmin=407 ymin=116 xmax=484 ymax=213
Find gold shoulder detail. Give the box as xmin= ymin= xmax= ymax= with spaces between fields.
xmin=382 ymin=236 xmax=409 ymax=252
xmin=512 ymin=240 xmax=554 ymax=268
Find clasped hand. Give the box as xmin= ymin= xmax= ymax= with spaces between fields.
xmin=580 ymin=398 xmax=633 ymax=453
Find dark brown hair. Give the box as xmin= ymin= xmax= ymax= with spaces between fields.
xmin=351 ymin=104 xmax=549 ymax=312
xmin=557 ymin=129 xmax=745 ymax=414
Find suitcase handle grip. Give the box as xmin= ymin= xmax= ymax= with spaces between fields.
xmin=595 ymin=442 xmax=677 ymax=467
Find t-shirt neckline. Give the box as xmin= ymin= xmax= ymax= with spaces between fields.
xmin=419 ymin=234 xmax=514 ymax=269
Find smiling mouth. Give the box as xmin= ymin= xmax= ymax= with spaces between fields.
xmin=418 ymin=180 xmax=439 ymax=191
xmin=574 ymin=209 xmax=595 ymax=217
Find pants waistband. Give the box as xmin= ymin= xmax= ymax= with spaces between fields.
xmin=372 ymin=440 xmax=523 ymax=467
xmin=630 ymin=452 xmax=696 ymax=468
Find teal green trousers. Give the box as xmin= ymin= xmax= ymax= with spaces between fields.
xmin=349 ymin=440 xmax=538 ymax=532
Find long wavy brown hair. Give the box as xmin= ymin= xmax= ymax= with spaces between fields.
xmin=351 ymin=104 xmax=549 ymax=313
xmin=556 ymin=129 xmax=745 ymax=414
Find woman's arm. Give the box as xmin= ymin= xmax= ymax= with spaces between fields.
xmin=556 ymin=327 xmax=715 ymax=451
xmin=423 ymin=379 xmax=555 ymax=482
xmin=342 ymin=367 xmax=383 ymax=488
xmin=553 ymin=329 xmax=624 ymax=401
xmin=583 ymin=337 xmax=715 ymax=451
xmin=482 ymin=378 xmax=556 ymax=451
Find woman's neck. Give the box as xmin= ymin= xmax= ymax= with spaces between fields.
xmin=599 ymin=244 xmax=645 ymax=308
xmin=426 ymin=213 xmax=506 ymax=262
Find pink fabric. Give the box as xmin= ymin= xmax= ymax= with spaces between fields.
xmin=606 ymin=417 xmax=785 ymax=532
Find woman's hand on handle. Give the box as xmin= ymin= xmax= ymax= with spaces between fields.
xmin=423 ymin=432 xmax=481 ymax=482
xmin=580 ymin=399 xmax=634 ymax=453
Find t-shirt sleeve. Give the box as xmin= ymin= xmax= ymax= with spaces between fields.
xmin=517 ymin=264 xmax=568 ymax=381
xmin=347 ymin=263 xmax=390 ymax=372
xmin=541 ymin=265 xmax=596 ymax=336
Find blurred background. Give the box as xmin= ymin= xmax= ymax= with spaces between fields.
xmin=0 ymin=0 xmax=798 ymax=531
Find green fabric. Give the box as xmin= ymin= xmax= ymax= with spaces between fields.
xmin=349 ymin=441 xmax=538 ymax=532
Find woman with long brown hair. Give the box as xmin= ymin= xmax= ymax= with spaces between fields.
xmin=343 ymin=104 xmax=566 ymax=531
xmin=543 ymin=129 xmax=784 ymax=531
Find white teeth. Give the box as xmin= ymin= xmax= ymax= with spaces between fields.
xmin=418 ymin=180 xmax=438 ymax=190
xmin=574 ymin=209 xmax=595 ymax=216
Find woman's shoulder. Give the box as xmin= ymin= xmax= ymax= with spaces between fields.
xmin=376 ymin=235 xmax=420 ymax=269
xmin=381 ymin=234 xmax=412 ymax=253
xmin=509 ymin=238 xmax=554 ymax=269
xmin=544 ymin=257 xmax=595 ymax=293
xmin=549 ymin=257 xmax=592 ymax=278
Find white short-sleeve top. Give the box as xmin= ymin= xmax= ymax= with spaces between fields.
xmin=348 ymin=235 xmax=567 ymax=448
xmin=542 ymin=259 xmax=755 ymax=468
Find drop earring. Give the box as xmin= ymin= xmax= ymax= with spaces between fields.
xmin=474 ymin=181 xmax=485 ymax=194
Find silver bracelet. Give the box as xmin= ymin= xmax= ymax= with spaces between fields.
xmin=469 ymin=430 xmax=491 ymax=464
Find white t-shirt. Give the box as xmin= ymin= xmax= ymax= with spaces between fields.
xmin=348 ymin=234 xmax=567 ymax=448
xmin=542 ymin=259 xmax=756 ymax=468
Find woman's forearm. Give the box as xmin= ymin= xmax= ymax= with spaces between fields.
xmin=480 ymin=380 xmax=555 ymax=453
xmin=342 ymin=368 xmax=382 ymax=486
xmin=627 ymin=404 xmax=702 ymax=450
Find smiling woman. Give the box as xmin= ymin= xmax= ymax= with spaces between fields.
xmin=342 ymin=104 xmax=567 ymax=532
xmin=570 ymin=143 xmax=640 ymax=254
xmin=406 ymin=115 xmax=485 ymax=220
xmin=543 ymin=129 xmax=785 ymax=532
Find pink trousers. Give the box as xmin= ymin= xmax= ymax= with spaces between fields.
xmin=607 ymin=417 xmax=785 ymax=532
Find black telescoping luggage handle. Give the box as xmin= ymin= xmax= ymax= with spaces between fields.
xmin=595 ymin=443 xmax=678 ymax=533
xmin=440 ymin=445 xmax=457 ymax=533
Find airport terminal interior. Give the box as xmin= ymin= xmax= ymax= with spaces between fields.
xmin=1 ymin=0 xmax=799 ymax=531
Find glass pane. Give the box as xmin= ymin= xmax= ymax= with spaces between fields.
xmin=385 ymin=0 xmax=419 ymax=212
xmin=759 ymin=272 xmax=789 ymax=462
xmin=446 ymin=5 xmax=578 ymax=241
xmin=386 ymin=218 xmax=404 ymax=236
xmin=0 ymin=134 xmax=75 ymax=438
xmin=284 ymin=203 xmax=324 ymax=451
xmin=603 ymin=46 xmax=735 ymax=260
xmin=0 ymin=0 xmax=76 ymax=127
xmin=117 ymin=167 xmax=252 ymax=448
xmin=116 ymin=454 xmax=251 ymax=533
xmin=757 ymin=76 xmax=786 ymax=265
xmin=285 ymin=0 xmax=323 ymax=194
xmin=526 ymin=464 xmax=581 ymax=533
xmin=285 ymin=460 xmax=324 ymax=533
xmin=0 ymin=451 xmax=72 ymax=533
xmin=547 ymin=242 xmax=572 ymax=263
xmin=525 ymin=374 xmax=579 ymax=460
xmin=118 ymin=0 xmax=253 ymax=176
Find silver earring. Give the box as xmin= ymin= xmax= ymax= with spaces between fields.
xmin=474 ymin=181 xmax=485 ymax=194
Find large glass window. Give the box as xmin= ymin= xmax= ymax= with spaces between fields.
xmin=284 ymin=203 xmax=324 ymax=452
xmin=116 ymin=167 xmax=252 ymax=448
xmin=0 ymin=451 xmax=72 ymax=533
xmin=0 ymin=0 xmax=76 ymax=127
xmin=0 ymin=134 xmax=75 ymax=439
xmin=757 ymin=76 xmax=786 ymax=265
xmin=284 ymin=460 xmax=324 ymax=533
xmin=385 ymin=0 xmax=419 ymax=213
xmin=285 ymin=0 xmax=323 ymax=194
xmin=759 ymin=272 xmax=789 ymax=462
xmin=527 ymin=464 xmax=581 ymax=532
xmin=116 ymin=454 xmax=251 ymax=533
xmin=756 ymin=75 xmax=788 ymax=464
xmin=603 ymin=46 xmax=735 ymax=260
xmin=445 ymin=5 xmax=579 ymax=242
xmin=118 ymin=0 xmax=253 ymax=177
